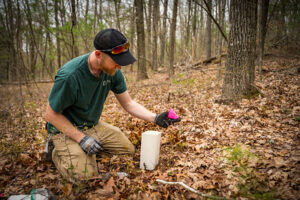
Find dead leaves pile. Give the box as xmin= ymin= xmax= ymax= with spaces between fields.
xmin=0 ymin=57 xmax=299 ymax=199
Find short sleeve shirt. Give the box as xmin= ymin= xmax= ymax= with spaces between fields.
xmin=47 ymin=53 xmax=127 ymax=133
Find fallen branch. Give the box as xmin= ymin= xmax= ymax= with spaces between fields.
xmin=192 ymin=54 xmax=227 ymax=68
xmin=156 ymin=179 xmax=233 ymax=200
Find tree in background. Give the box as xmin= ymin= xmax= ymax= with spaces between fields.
xmin=169 ymin=0 xmax=178 ymax=77
xmin=135 ymin=0 xmax=148 ymax=80
xmin=221 ymin=0 xmax=258 ymax=101
xmin=205 ymin=0 xmax=212 ymax=59
xmin=159 ymin=0 xmax=168 ymax=67
xmin=0 ymin=0 xmax=299 ymax=84
xmin=257 ymin=0 xmax=269 ymax=79
xmin=152 ymin=0 xmax=159 ymax=71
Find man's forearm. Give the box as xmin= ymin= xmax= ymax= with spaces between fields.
xmin=124 ymin=101 xmax=156 ymax=122
xmin=45 ymin=103 xmax=85 ymax=143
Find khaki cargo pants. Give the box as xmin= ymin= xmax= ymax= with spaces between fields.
xmin=51 ymin=121 xmax=135 ymax=183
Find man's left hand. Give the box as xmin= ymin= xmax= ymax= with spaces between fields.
xmin=154 ymin=111 xmax=181 ymax=128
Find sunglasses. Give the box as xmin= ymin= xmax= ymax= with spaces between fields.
xmin=101 ymin=42 xmax=130 ymax=55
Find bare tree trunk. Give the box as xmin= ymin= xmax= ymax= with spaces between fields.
xmin=192 ymin=1 xmax=198 ymax=61
xmin=93 ymin=0 xmax=97 ymax=33
xmin=152 ymin=0 xmax=159 ymax=71
xmin=114 ymin=0 xmax=121 ymax=31
xmin=6 ymin=0 xmax=17 ymax=81
xmin=55 ymin=0 xmax=61 ymax=69
xmin=71 ymin=0 xmax=79 ymax=57
xmin=199 ymin=1 xmax=204 ymax=57
xmin=146 ymin=0 xmax=153 ymax=68
xmin=205 ymin=0 xmax=212 ymax=59
xmin=129 ymin=6 xmax=136 ymax=72
xmin=16 ymin=0 xmax=25 ymax=113
xmin=221 ymin=0 xmax=258 ymax=101
xmin=185 ymin=0 xmax=192 ymax=48
xmin=23 ymin=0 xmax=38 ymax=79
xmin=257 ymin=0 xmax=269 ymax=79
xmin=159 ymin=0 xmax=168 ymax=66
xmin=217 ymin=0 xmax=226 ymax=80
xmin=98 ymin=0 xmax=103 ymax=27
xmin=85 ymin=0 xmax=89 ymax=22
xmin=135 ymin=0 xmax=148 ymax=80
xmin=169 ymin=0 xmax=178 ymax=77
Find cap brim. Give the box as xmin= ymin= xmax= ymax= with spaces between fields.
xmin=109 ymin=50 xmax=136 ymax=66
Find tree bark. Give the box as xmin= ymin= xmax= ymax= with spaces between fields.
xmin=85 ymin=0 xmax=89 ymax=22
xmin=159 ymin=0 xmax=168 ymax=66
xmin=135 ymin=0 xmax=148 ymax=80
xmin=146 ymin=0 xmax=153 ymax=68
xmin=152 ymin=0 xmax=159 ymax=71
xmin=205 ymin=0 xmax=212 ymax=59
xmin=71 ymin=0 xmax=79 ymax=57
xmin=257 ymin=0 xmax=269 ymax=78
xmin=6 ymin=0 xmax=17 ymax=81
xmin=98 ymin=0 xmax=103 ymax=27
xmin=192 ymin=1 xmax=198 ymax=61
xmin=129 ymin=5 xmax=136 ymax=72
xmin=114 ymin=0 xmax=121 ymax=31
xmin=217 ymin=0 xmax=226 ymax=80
xmin=55 ymin=0 xmax=61 ymax=69
xmin=185 ymin=0 xmax=192 ymax=48
xmin=93 ymin=0 xmax=97 ymax=33
xmin=169 ymin=0 xmax=178 ymax=77
xmin=221 ymin=0 xmax=258 ymax=101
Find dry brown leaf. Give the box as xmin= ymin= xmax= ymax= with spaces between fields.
xmin=103 ymin=177 xmax=115 ymax=193
xmin=19 ymin=153 xmax=33 ymax=166
xmin=61 ymin=183 xmax=72 ymax=196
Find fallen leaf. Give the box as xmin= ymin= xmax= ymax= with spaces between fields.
xmin=103 ymin=177 xmax=115 ymax=193
xmin=61 ymin=183 xmax=72 ymax=196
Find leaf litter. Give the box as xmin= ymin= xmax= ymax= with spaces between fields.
xmin=0 ymin=55 xmax=299 ymax=199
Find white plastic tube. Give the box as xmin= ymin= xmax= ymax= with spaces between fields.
xmin=140 ymin=131 xmax=161 ymax=170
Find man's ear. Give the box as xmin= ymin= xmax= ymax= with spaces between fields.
xmin=95 ymin=50 xmax=102 ymax=58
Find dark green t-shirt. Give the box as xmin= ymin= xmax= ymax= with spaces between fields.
xmin=47 ymin=53 xmax=127 ymax=133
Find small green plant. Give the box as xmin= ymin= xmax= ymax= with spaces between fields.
xmin=176 ymin=73 xmax=185 ymax=78
xmin=294 ymin=116 xmax=300 ymax=121
xmin=172 ymin=78 xmax=195 ymax=86
xmin=282 ymin=108 xmax=290 ymax=114
xmin=175 ymin=141 xmax=187 ymax=151
xmin=267 ymin=139 xmax=274 ymax=145
xmin=222 ymin=144 xmax=277 ymax=199
xmin=244 ymin=115 xmax=250 ymax=120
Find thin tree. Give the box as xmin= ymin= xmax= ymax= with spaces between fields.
xmin=97 ymin=0 xmax=103 ymax=29
xmin=129 ymin=6 xmax=135 ymax=72
xmin=185 ymin=0 xmax=192 ymax=48
xmin=85 ymin=0 xmax=89 ymax=22
xmin=114 ymin=0 xmax=121 ymax=31
xmin=152 ymin=0 xmax=159 ymax=71
xmin=221 ymin=0 xmax=258 ymax=102
xmin=146 ymin=0 xmax=153 ymax=68
xmin=71 ymin=0 xmax=79 ymax=57
xmin=54 ymin=0 xmax=62 ymax=69
xmin=217 ymin=0 xmax=225 ymax=80
xmin=205 ymin=0 xmax=212 ymax=59
xmin=191 ymin=1 xmax=198 ymax=61
xmin=135 ymin=0 xmax=148 ymax=80
xmin=159 ymin=0 xmax=168 ymax=66
xmin=169 ymin=0 xmax=178 ymax=77
xmin=257 ymin=0 xmax=269 ymax=79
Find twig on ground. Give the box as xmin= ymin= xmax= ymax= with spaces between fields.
xmin=156 ymin=179 xmax=233 ymax=200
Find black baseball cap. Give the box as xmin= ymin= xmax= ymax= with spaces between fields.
xmin=94 ymin=28 xmax=136 ymax=66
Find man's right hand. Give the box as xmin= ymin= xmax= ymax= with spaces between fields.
xmin=79 ymin=135 xmax=103 ymax=155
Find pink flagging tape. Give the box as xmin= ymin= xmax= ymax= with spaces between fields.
xmin=168 ymin=108 xmax=179 ymax=119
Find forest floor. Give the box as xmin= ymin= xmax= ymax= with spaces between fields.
xmin=0 ymin=54 xmax=299 ymax=200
